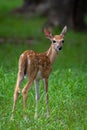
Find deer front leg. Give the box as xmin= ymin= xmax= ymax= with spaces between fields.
xmin=34 ymin=80 xmax=40 ymax=119
xmin=43 ymin=78 xmax=50 ymax=117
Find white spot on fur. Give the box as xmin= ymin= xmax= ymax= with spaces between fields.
xmin=27 ymin=55 xmax=31 ymax=65
xmin=21 ymin=53 xmax=24 ymax=57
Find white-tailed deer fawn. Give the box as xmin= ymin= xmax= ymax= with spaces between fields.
xmin=11 ymin=26 xmax=67 ymax=119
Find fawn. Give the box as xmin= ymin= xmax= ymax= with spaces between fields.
xmin=11 ymin=26 xmax=67 ymax=119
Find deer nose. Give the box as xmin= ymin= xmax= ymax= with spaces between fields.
xmin=59 ymin=46 xmax=62 ymax=50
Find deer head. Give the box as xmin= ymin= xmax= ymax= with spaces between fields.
xmin=44 ymin=26 xmax=67 ymax=52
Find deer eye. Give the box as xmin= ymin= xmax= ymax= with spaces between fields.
xmin=53 ymin=40 xmax=56 ymax=43
xmin=62 ymin=40 xmax=64 ymax=43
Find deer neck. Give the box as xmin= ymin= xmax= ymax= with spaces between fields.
xmin=46 ymin=45 xmax=58 ymax=64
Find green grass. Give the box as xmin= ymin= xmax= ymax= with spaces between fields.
xmin=0 ymin=0 xmax=87 ymax=130
xmin=0 ymin=43 xmax=87 ymax=130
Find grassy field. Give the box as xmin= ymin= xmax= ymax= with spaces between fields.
xmin=0 ymin=1 xmax=87 ymax=130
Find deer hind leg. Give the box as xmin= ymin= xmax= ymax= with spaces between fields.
xmin=22 ymin=78 xmax=34 ymax=121
xmin=22 ymin=78 xmax=34 ymax=110
xmin=12 ymin=70 xmax=24 ymax=114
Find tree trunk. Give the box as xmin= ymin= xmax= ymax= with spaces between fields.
xmin=73 ymin=0 xmax=87 ymax=30
xmin=45 ymin=0 xmax=87 ymax=31
xmin=13 ymin=0 xmax=87 ymax=31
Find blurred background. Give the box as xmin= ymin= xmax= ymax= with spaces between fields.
xmin=14 ymin=0 xmax=87 ymax=31
xmin=0 ymin=0 xmax=87 ymax=70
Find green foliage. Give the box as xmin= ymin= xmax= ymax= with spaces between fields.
xmin=0 ymin=0 xmax=87 ymax=130
xmin=0 ymin=0 xmax=23 ymax=13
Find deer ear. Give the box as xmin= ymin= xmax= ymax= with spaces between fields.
xmin=61 ymin=26 xmax=67 ymax=36
xmin=44 ymin=28 xmax=53 ymax=40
